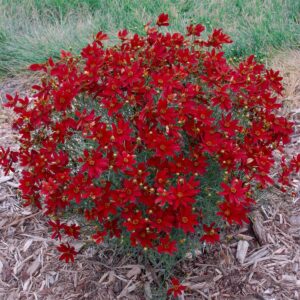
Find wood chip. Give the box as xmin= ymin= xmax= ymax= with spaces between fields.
xmin=244 ymin=247 xmax=270 ymax=265
xmin=5 ymin=182 xmax=19 ymax=188
xmin=126 ymin=265 xmax=141 ymax=279
xmin=282 ymin=274 xmax=297 ymax=283
xmin=27 ymin=257 xmax=41 ymax=276
xmin=236 ymin=233 xmax=254 ymax=241
xmin=236 ymin=240 xmax=249 ymax=264
xmin=251 ymin=211 xmax=268 ymax=245
xmin=0 ymin=176 xmax=13 ymax=184
xmin=144 ymin=281 xmax=152 ymax=299
xmin=187 ymin=282 xmax=207 ymax=290
xmin=289 ymin=215 xmax=300 ymax=226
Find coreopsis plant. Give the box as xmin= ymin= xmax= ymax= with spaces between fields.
xmin=1 ymin=13 xmax=299 ymax=264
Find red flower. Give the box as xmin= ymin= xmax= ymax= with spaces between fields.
xmin=19 ymin=171 xmax=37 ymax=195
xmin=104 ymin=219 xmax=122 ymax=238
xmin=219 ymin=114 xmax=242 ymax=136
xmin=156 ymin=13 xmax=169 ymax=27
xmin=0 ymin=147 xmax=18 ymax=175
xmin=167 ymin=277 xmax=186 ymax=297
xmin=57 ymin=243 xmax=78 ymax=263
xmin=278 ymin=162 xmax=292 ymax=188
xmin=148 ymin=133 xmax=181 ymax=157
xmin=130 ymin=228 xmax=157 ymax=248
xmin=52 ymin=82 xmax=78 ymax=111
xmin=95 ymin=196 xmax=118 ymax=219
xmin=149 ymin=207 xmax=174 ymax=233
xmin=111 ymin=119 xmax=132 ymax=145
xmin=28 ymin=63 xmax=47 ymax=72
xmin=118 ymin=29 xmax=128 ymax=41
xmin=157 ymin=236 xmax=177 ymax=254
xmin=290 ymin=154 xmax=300 ymax=173
xmin=156 ymin=99 xmax=178 ymax=125
xmin=95 ymin=31 xmax=108 ymax=41
xmin=89 ymin=122 xmax=111 ymax=146
xmin=265 ymin=69 xmax=283 ymax=94
xmin=218 ymin=142 xmax=246 ymax=171
xmin=63 ymin=224 xmax=81 ymax=239
xmin=154 ymin=168 xmax=170 ymax=187
xmin=91 ymin=231 xmax=107 ymax=244
xmin=123 ymin=211 xmax=147 ymax=231
xmin=186 ymin=24 xmax=205 ymax=37
xmin=48 ymin=219 xmax=64 ymax=240
xmin=200 ymin=222 xmax=220 ymax=244
xmin=219 ymin=178 xmax=249 ymax=203
xmin=63 ymin=174 xmax=87 ymax=204
xmin=211 ymin=86 xmax=232 ymax=111
xmin=102 ymin=97 xmax=123 ymax=116
xmin=115 ymin=151 xmax=136 ymax=171
xmin=119 ymin=179 xmax=142 ymax=203
xmin=155 ymin=187 xmax=170 ymax=206
xmin=167 ymin=177 xmax=200 ymax=209
xmin=205 ymin=28 xmax=232 ymax=49
xmin=22 ymin=193 xmax=42 ymax=209
xmin=201 ymin=132 xmax=223 ymax=154
xmin=124 ymin=163 xmax=150 ymax=182
xmin=217 ymin=201 xmax=250 ymax=225
xmin=79 ymin=149 xmax=108 ymax=178
xmin=197 ymin=105 xmax=214 ymax=126
xmin=177 ymin=207 xmax=198 ymax=233
xmin=95 ymin=31 xmax=108 ymax=46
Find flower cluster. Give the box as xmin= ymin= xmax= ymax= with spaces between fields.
xmin=1 ymin=13 xmax=298 ymax=262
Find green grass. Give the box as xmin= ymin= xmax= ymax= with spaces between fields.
xmin=0 ymin=0 xmax=299 ymax=78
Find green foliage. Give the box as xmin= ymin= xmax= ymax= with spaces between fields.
xmin=0 ymin=0 xmax=299 ymax=78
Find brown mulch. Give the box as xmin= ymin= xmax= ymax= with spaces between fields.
xmin=0 ymin=51 xmax=300 ymax=300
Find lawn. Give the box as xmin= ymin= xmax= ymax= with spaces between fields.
xmin=0 ymin=0 xmax=299 ymax=78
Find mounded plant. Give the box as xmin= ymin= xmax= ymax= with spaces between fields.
xmin=1 ymin=14 xmax=299 ymax=268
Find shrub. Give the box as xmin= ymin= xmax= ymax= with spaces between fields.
xmin=1 ymin=14 xmax=299 ymax=263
